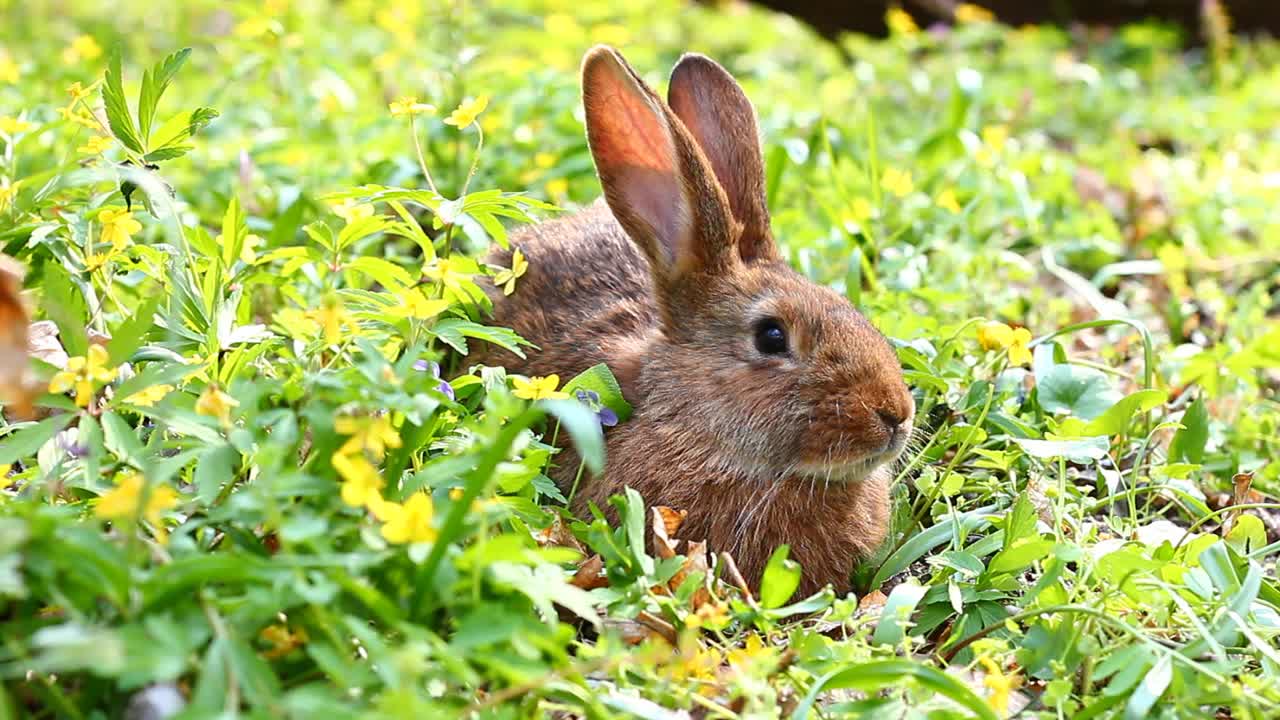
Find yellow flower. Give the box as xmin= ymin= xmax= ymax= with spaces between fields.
xmin=259 ymin=623 xmax=308 ymax=660
xmin=333 ymin=451 xmax=385 ymax=508
xmin=62 ymin=35 xmax=103 ymax=64
xmin=373 ymin=51 xmax=398 ymax=72
xmin=977 ymin=322 xmax=1032 ymax=365
xmin=881 ymin=167 xmax=914 ymax=198
xmin=0 ymin=181 xmax=17 ymax=212
xmin=66 ymin=81 xmax=93 ymax=102
xmin=955 ymin=3 xmax=996 ymax=24
xmin=335 ymin=414 xmax=402 ymax=461
xmin=669 ymin=635 xmax=723 ymax=683
xmin=330 ymin=199 xmax=375 ymax=224
xmin=234 ymin=16 xmax=274 ymax=39
xmin=443 ymin=95 xmax=488 ymax=128
xmin=726 ymin=632 xmax=775 ymax=669
xmin=239 ymin=233 xmax=263 ymax=264
xmin=195 ymin=384 xmax=239 ymax=425
xmin=590 ymin=23 xmax=631 ymax=46
xmin=98 ymin=208 xmax=142 ymax=251
xmin=123 ymin=384 xmax=173 ymax=407
xmin=49 ymin=345 xmax=118 ymax=407
xmin=544 ymin=178 xmax=569 ymax=198
xmin=57 ymin=105 xmax=99 ymax=129
xmin=422 ymin=257 xmax=471 ymax=292
xmin=1007 ymin=327 xmax=1033 ymax=366
xmin=982 ymin=124 xmax=1009 ymax=153
xmin=386 ymin=288 xmax=451 ymax=320
xmin=686 ymin=601 xmax=731 ymax=631
xmin=978 ymin=655 xmax=1021 ymax=717
xmin=379 ymin=492 xmax=437 ymax=544
xmin=95 ymin=472 xmax=180 ymax=529
xmin=534 ymin=152 xmax=556 ymax=169
xmin=886 ymin=7 xmax=919 ymax=35
xmin=936 ymin=189 xmax=962 ymax=214
xmin=0 ymin=116 xmax=35 ymax=135
xmin=310 ymin=295 xmax=356 ymax=345
xmin=492 ymin=248 xmax=527 ymax=296
xmin=77 ymin=135 xmax=113 ymax=155
xmin=84 ymin=252 xmax=114 ymax=273
xmin=388 ymin=96 xmax=435 ymax=118
xmin=512 ymin=374 xmax=568 ymax=401
xmin=0 ymin=53 xmax=19 ymax=84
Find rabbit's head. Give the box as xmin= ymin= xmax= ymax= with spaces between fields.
xmin=583 ymin=47 xmax=914 ymax=483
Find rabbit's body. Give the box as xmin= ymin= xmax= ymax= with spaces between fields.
xmin=473 ymin=48 xmax=913 ymax=595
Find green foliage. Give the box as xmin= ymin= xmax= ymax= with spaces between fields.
xmin=1 ymin=1 xmax=1279 ymax=718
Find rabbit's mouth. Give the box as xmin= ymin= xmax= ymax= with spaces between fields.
xmin=794 ymin=449 xmax=901 ymax=484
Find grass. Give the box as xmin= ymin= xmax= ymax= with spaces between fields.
xmin=1 ymin=1 xmax=1279 ymax=718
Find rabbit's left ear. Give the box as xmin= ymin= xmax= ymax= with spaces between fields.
xmin=668 ymin=54 xmax=777 ymax=263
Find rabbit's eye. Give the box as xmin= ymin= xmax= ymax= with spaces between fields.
xmin=754 ymin=318 xmax=788 ymax=355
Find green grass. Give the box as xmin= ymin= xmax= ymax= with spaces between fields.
xmin=2 ymin=1 xmax=1279 ymax=718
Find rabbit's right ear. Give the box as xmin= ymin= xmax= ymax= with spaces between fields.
xmin=582 ymin=46 xmax=735 ymax=286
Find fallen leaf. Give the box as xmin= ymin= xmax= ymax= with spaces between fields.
xmin=570 ymin=554 xmax=608 ymax=590
xmin=858 ymin=589 xmax=887 ymax=615
xmin=28 ymin=321 xmax=68 ymax=368
xmin=651 ymin=506 xmax=682 ymax=560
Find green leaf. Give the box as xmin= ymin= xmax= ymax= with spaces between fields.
xmin=872 ymin=581 xmax=927 ymax=645
xmin=1123 ymin=656 xmax=1172 ymax=720
xmin=137 ymin=48 xmax=191 ymax=143
xmin=0 ymin=415 xmax=74 ymax=465
xmin=1169 ymin=396 xmax=1209 ymax=464
xmin=1083 ymin=389 xmax=1167 ymax=436
xmin=1012 ymin=435 xmax=1109 ymax=463
xmin=541 ymin=399 xmax=604 ymax=474
xmin=107 ymin=294 xmax=162 ymax=365
xmin=988 ymin=537 xmax=1054 ymax=575
xmin=792 ymin=660 xmax=998 ymax=720
xmin=103 ymin=49 xmax=145 ymax=154
xmin=194 ymin=443 xmax=239 ymax=505
xmin=871 ymin=506 xmax=997 ymax=587
xmin=42 ymin=263 xmax=89 ymax=358
xmin=760 ymin=545 xmax=802 ymax=609
xmin=1037 ymin=364 xmax=1122 ymax=420
xmin=1226 ymin=514 xmax=1267 ymax=555
xmin=347 ymin=256 xmax=414 ymax=290
xmin=562 ymin=362 xmax=633 ymax=423
xmin=219 ymin=194 xmax=247 ymax=269
xmin=100 ymin=411 xmax=145 ymax=468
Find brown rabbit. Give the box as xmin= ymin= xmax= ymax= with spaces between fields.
xmin=473 ymin=46 xmax=915 ymax=596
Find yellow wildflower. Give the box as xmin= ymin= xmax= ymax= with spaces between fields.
xmin=443 ymin=95 xmax=489 ymax=128
xmin=388 ymin=96 xmax=435 ymax=118
xmin=234 ymin=16 xmax=274 ymax=39
xmin=0 ymin=181 xmax=17 ymax=212
xmin=422 ymin=257 xmax=471 ymax=292
xmin=669 ymin=635 xmax=722 ymax=683
xmin=78 ymin=135 xmax=113 ymax=155
xmin=0 ymin=53 xmax=18 ymax=84
xmin=195 ymin=384 xmax=239 ymax=425
xmin=62 ymin=35 xmax=103 ymax=64
xmin=49 ymin=345 xmax=117 ymax=407
xmin=512 ymin=374 xmax=568 ymax=401
xmin=685 ymin=601 xmax=731 ymax=631
xmin=84 ymin=252 xmax=114 ymax=273
xmin=726 ymin=632 xmax=775 ymax=670
xmin=310 ymin=295 xmax=356 ymax=345
xmin=977 ymin=322 xmax=1033 ymax=366
xmin=881 ymin=167 xmax=914 ymax=198
xmin=0 ymin=116 xmax=35 ymax=135
xmin=259 ymin=623 xmax=308 ymax=660
xmin=57 ymin=105 xmax=99 ymax=129
xmin=936 ymin=189 xmax=962 ymax=214
xmin=123 ymin=384 xmax=174 ymax=407
xmin=386 ymin=288 xmax=451 ymax=320
xmin=66 ymin=81 xmax=94 ymax=103
xmin=955 ymin=3 xmax=996 ymax=24
xmin=982 ymin=124 xmax=1009 ymax=153
xmin=98 ymin=208 xmax=142 ymax=251
xmin=332 ymin=451 xmax=384 ymax=508
xmin=492 ymin=248 xmax=527 ymax=295
xmin=330 ymin=199 xmax=375 ymax=224
xmin=544 ymin=178 xmax=569 ymax=198
xmin=379 ymin=492 xmax=437 ymax=544
xmin=335 ymin=414 xmax=402 ymax=461
xmin=95 ymin=472 xmax=180 ymax=529
xmin=977 ymin=655 xmax=1021 ymax=717
xmin=1007 ymin=327 xmax=1033 ymax=366
xmin=886 ymin=7 xmax=919 ymax=35
xmin=239 ymin=233 xmax=263 ymax=264
xmin=590 ymin=24 xmax=631 ymax=46
xmin=534 ymin=152 xmax=556 ymax=169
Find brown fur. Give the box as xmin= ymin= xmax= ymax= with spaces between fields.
xmin=471 ymin=48 xmax=914 ymax=597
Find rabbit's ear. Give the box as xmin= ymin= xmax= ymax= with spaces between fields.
xmin=668 ymin=53 xmax=777 ymax=263
xmin=582 ymin=46 xmax=736 ymax=285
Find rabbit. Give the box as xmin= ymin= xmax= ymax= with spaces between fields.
xmin=472 ymin=46 xmax=915 ymax=597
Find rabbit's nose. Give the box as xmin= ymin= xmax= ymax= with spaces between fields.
xmin=876 ymin=407 xmax=907 ymax=431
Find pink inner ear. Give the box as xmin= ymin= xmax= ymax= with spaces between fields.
xmin=585 ymin=59 xmax=688 ymax=264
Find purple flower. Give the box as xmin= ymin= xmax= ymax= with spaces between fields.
xmin=575 ymin=389 xmax=618 ymax=427
xmin=414 ymin=360 xmax=454 ymax=401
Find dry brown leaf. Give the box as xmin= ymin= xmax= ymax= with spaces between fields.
xmin=651 ymin=506 xmax=681 ymax=560
xmin=570 ymin=554 xmax=608 ymax=590
xmin=604 ymin=617 xmax=667 ymax=646
xmin=670 ymin=540 xmax=712 ymax=609
xmin=535 ymin=515 xmax=586 ymax=554
xmin=858 ymin=589 xmax=887 ymax=615
xmin=28 ymin=321 xmax=68 ymax=368
xmin=655 ymin=506 xmax=686 ymax=537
